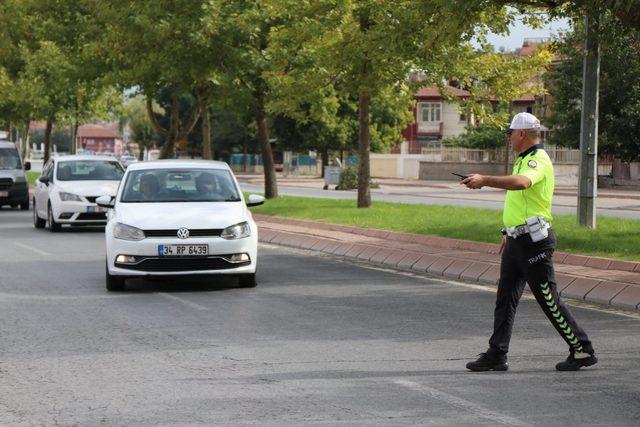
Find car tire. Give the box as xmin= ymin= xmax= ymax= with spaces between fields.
xmin=33 ymin=199 xmax=46 ymax=229
xmin=106 ymin=262 xmax=126 ymax=292
xmin=47 ymin=203 xmax=61 ymax=232
xmin=238 ymin=273 xmax=257 ymax=288
xmin=20 ymin=200 xmax=29 ymax=210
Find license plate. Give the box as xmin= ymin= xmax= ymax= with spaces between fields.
xmin=86 ymin=206 xmax=107 ymax=213
xmin=0 ymin=191 xmax=8 ymax=197
xmin=158 ymin=244 xmax=208 ymax=256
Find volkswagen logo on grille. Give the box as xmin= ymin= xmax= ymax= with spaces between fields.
xmin=177 ymin=227 xmax=190 ymax=239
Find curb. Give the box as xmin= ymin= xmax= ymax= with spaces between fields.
xmin=255 ymin=215 xmax=640 ymax=312
xmin=254 ymin=215 xmax=640 ymax=272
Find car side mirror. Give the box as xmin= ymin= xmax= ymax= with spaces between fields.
xmin=96 ymin=195 xmax=115 ymax=208
xmin=24 ymin=161 xmax=31 ymax=171
xmin=246 ymin=194 xmax=265 ymax=207
xmin=38 ymin=176 xmax=49 ymax=185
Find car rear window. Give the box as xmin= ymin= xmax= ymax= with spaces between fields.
xmin=120 ymin=168 xmax=241 ymax=203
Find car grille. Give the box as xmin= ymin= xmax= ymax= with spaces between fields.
xmin=116 ymin=256 xmax=249 ymax=272
xmin=76 ymin=212 xmax=107 ymax=220
xmin=0 ymin=178 xmax=12 ymax=191
xmin=143 ymin=228 xmax=223 ymax=238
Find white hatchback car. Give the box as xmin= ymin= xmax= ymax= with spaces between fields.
xmin=33 ymin=156 xmax=125 ymax=231
xmin=98 ymin=160 xmax=264 ymax=292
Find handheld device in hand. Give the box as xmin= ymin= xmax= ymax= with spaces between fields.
xmin=452 ymin=172 xmax=468 ymax=180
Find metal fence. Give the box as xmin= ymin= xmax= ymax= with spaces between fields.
xmin=420 ymin=145 xmax=581 ymax=164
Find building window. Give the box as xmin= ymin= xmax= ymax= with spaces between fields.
xmin=459 ymin=111 xmax=467 ymax=122
xmin=420 ymin=103 xmax=441 ymax=122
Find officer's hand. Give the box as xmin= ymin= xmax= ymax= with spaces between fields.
xmin=461 ymin=173 xmax=484 ymax=189
xmin=498 ymin=236 xmax=506 ymax=255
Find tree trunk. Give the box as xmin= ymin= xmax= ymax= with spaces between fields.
xmin=357 ymin=91 xmax=371 ymax=208
xmin=43 ymin=117 xmax=54 ymax=164
xmin=201 ymin=102 xmax=212 ymax=160
xmin=321 ymin=148 xmax=329 ymax=178
xmin=70 ymin=120 xmax=79 ymax=155
xmin=256 ymin=95 xmax=278 ymax=199
xmin=159 ymin=90 xmax=180 ymax=159
xmin=22 ymin=118 xmax=31 ymax=160
xmin=243 ymin=139 xmax=248 ymax=172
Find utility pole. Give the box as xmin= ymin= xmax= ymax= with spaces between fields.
xmin=577 ymin=13 xmax=600 ymax=228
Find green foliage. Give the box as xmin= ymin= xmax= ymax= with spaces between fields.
xmin=335 ymin=165 xmax=379 ymax=190
xmin=546 ymin=12 xmax=640 ymax=160
xmin=336 ymin=166 xmax=358 ymax=191
xmin=442 ymin=124 xmax=507 ymax=149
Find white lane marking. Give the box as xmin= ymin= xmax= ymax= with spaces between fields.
xmin=11 ymin=241 xmax=51 ymax=256
xmin=158 ymin=292 xmax=209 ymax=311
xmin=394 ymin=379 xmax=531 ymax=426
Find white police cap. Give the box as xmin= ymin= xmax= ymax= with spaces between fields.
xmin=509 ymin=112 xmax=541 ymax=130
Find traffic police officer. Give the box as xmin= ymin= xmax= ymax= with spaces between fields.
xmin=461 ymin=112 xmax=597 ymax=371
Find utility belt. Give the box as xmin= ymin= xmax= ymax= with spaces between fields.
xmin=502 ymin=217 xmax=551 ymax=242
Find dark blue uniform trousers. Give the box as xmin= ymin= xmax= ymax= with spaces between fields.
xmin=488 ymin=229 xmax=594 ymax=356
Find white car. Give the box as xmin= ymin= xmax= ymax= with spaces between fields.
xmin=98 ymin=160 xmax=264 ymax=292
xmin=33 ymin=156 xmax=125 ymax=231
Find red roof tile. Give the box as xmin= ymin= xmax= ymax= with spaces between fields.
xmin=415 ymin=85 xmax=470 ymax=99
xmin=77 ymin=125 xmax=119 ymax=139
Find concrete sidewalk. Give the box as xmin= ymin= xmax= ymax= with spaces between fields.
xmin=254 ymin=214 xmax=640 ymax=313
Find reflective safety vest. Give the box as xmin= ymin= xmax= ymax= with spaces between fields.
xmin=503 ymin=144 xmax=554 ymax=228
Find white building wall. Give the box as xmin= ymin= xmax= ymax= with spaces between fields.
xmin=441 ymin=102 xmax=468 ymax=137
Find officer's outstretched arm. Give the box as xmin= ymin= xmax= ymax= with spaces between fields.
xmin=461 ymin=174 xmax=531 ymax=190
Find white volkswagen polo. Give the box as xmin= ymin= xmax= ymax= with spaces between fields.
xmin=98 ymin=160 xmax=264 ymax=292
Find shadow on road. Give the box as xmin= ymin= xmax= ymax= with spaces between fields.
xmin=121 ymin=275 xmax=244 ymax=293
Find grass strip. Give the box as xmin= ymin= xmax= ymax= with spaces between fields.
xmin=27 ymin=171 xmax=40 ymax=186
xmin=250 ymin=194 xmax=640 ymax=262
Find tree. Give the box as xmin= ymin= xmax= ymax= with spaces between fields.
xmin=91 ymin=0 xmax=224 ymax=159
xmin=122 ymin=96 xmax=161 ymax=160
xmin=0 ymin=0 xmax=120 ymax=161
xmin=268 ymin=0 xmax=513 ymax=207
xmin=203 ymin=0 xmax=293 ymax=199
xmin=546 ymin=12 xmax=640 ymax=161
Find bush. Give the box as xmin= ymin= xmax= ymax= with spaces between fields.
xmin=336 ymin=166 xmax=357 ymax=190
xmin=442 ymin=124 xmax=506 ymax=149
xmin=336 ymin=165 xmax=379 ymax=190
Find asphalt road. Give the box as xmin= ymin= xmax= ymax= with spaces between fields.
xmin=239 ymin=182 xmax=640 ymax=220
xmin=1 ymin=208 xmax=639 ymax=426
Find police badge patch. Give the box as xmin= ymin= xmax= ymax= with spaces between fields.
xmin=528 ymin=160 xmax=537 ymax=168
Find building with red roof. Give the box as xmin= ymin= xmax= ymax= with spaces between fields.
xmin=76 ymin=124 xmax=123 ymax=155
xmin=395 ymin=85 xmax=474 ymax=154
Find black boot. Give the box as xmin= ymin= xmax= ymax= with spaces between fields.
xmin=556 ymin=352 xmax=598 ymax=371
xmin=466 ymin=352 xmax=508 ymax=372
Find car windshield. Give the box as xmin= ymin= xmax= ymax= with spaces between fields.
xmin=0 ymin=147 xmax=21 ymax=170
xmin=120 ymin=168 xmax=241 ymax=203
xmin=56 ymin=160 xmax=124 ymax=181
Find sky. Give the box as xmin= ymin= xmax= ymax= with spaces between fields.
xmin=486 ymin=17 xmax=572 ymax=51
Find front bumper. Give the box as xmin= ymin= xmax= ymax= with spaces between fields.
xmin=107 ymin=233 xmax=258 ymax=277
xmin=53 ymin=200 xmax=108 ymax=224
xmin=0 ymin=181 xmax=28 ymax=205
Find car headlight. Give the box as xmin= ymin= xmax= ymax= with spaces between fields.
xmin=113 ymin=223 xmax=146 ymax=241
xmin=221 ymin=221 xmax=251 ymax=240
xmin=59 ymin=192 xmax=83 ymax=202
